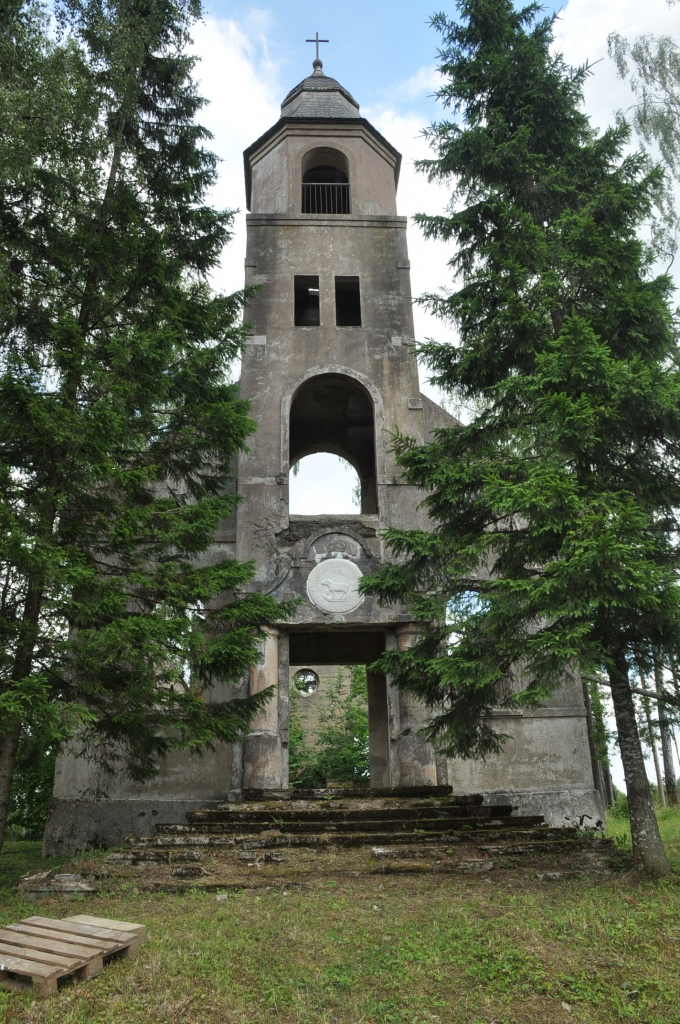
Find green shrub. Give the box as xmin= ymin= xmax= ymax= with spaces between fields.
xmin=609 ymin=792 xmax=630 ymax=819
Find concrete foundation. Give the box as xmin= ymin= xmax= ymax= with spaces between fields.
xmin=43 ymin=744 xmax=233 ymax=853
xmin=480 ymin=789 xmax=605 ymax=830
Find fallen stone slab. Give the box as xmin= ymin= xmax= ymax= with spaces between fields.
xmin=237 ymin=851 xmax=286 ymax=864
xmin=170 ymin=865 xmax=208 ymax=878
xmin=16 ymin=872 xmax=98 ymax=899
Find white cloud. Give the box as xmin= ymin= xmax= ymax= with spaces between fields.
xmin=384 ymin=64 xmax=442 ymax=103
xmin=190 ymin=14 xmax=282 ymax=297
xmin=364 ymin=105 xmax=458 ymax=404
xmin=554 ymin=0 xmax=679 ymax=137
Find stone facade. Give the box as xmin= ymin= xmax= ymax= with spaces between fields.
xmin=43 ymin=62 xmax=604 ymax=854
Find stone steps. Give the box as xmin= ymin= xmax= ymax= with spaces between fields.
xmin=127 ymin=825 xmax=583 ymax=851
xmin=122 ymin=792 xmax=607 ymax=869
xmin=158 ymin=815 xmax=546 ymax=837
xmin=235 ymin=831 xmax=590 ymax=853
xmin=184 ymin=806 xmax=516 ymax=825
xmin=237 ymin=786 xmax=461 ymax=802
xmin=119 ymin=834 xmax=610 ymax=860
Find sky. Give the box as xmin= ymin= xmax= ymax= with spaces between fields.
xmin=190 ymin=0 xmax=680 ymax=790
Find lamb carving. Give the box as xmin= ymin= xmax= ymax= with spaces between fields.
xmin=320 ymin=578 xmax=350 ymax=601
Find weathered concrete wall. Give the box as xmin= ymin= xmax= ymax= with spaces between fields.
xmin=44 ymin=744 xmax=234 ymax=853
xmin=44 ymin=676 xmax=242 ymax=853
xmin=447 ymin=701 xmax=605 ymax=828
xmin=250 ymin=123 xmax=399 ymax=216
xmin=238 ymin=212 xmax=431 ymax=586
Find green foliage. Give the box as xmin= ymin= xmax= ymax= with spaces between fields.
xmin=289 ymin=667 xmax=369 ymax=787
xmin=6 ymin=728 xmax=56 ymax=839
xmin=362 ymin=0 xmax=680 ymax=762
xmin=609 ymin=792 xmax=630 ymax=819
xmin=608 ymin=2 xmax=680 ymax=260
xmin=0 ymin=0 xmax=289 ymax=804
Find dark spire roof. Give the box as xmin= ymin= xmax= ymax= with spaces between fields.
xmin=280 ymin=61 xmax=361 ymax=119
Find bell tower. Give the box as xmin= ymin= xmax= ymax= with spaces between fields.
xmin=235 ymin=58 xmax=452 ymax=793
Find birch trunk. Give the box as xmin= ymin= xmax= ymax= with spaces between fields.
xmin=637 ymin=661 xmax=666 ymax=807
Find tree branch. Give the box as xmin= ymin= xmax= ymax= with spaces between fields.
xmin=584 ymin=675 xmax=680 ymax=710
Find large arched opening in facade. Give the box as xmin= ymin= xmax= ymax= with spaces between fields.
xmin=289 ymin=373 xmax=377 ymax=514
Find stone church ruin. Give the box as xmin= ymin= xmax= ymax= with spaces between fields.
xmin=44 ymin=58 xmax=604 ymax=854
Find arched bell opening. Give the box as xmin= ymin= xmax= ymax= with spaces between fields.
xmin=289 ymin=374 xmax=377 ymax=514
xmin=301 ymin=147 xmax=350 ymax=214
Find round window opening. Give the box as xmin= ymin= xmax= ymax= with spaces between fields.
xmin=293 ymin=669 xmax=319 ymax=695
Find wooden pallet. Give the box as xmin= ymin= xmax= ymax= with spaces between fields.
xmin=0 ymin=914 xmax=145 ymax=998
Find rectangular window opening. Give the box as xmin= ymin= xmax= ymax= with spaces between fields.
xmin=335 ymin=276 xmax=361 ymax=327
xmin=294 ymin=275 xmax=320 ymax=327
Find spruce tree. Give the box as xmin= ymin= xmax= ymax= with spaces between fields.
xmin=364 ymin=0 xmax=680 ymax=875
xmin=0 ymin=0 xmax=288 ymax=849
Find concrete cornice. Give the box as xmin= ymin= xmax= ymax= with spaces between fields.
xmin=246 ymin=214 xmax=408 ymax=228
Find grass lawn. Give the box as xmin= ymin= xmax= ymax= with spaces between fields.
xmin=0 ymin=810 xmax=678 ymax=1024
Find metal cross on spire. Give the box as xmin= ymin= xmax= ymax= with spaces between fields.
xmin=306 ymin=31 xmax=329 ymax=65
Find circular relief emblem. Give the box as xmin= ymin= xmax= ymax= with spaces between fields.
xmin=306 ymin=558 xmax=364 ymax=614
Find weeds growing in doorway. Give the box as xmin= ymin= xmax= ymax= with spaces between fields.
xmin=289 ymin=666 xmax=369 ymax=787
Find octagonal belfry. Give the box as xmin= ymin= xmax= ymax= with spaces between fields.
xmin=43 ymin=60 xmax=604 ymax=854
